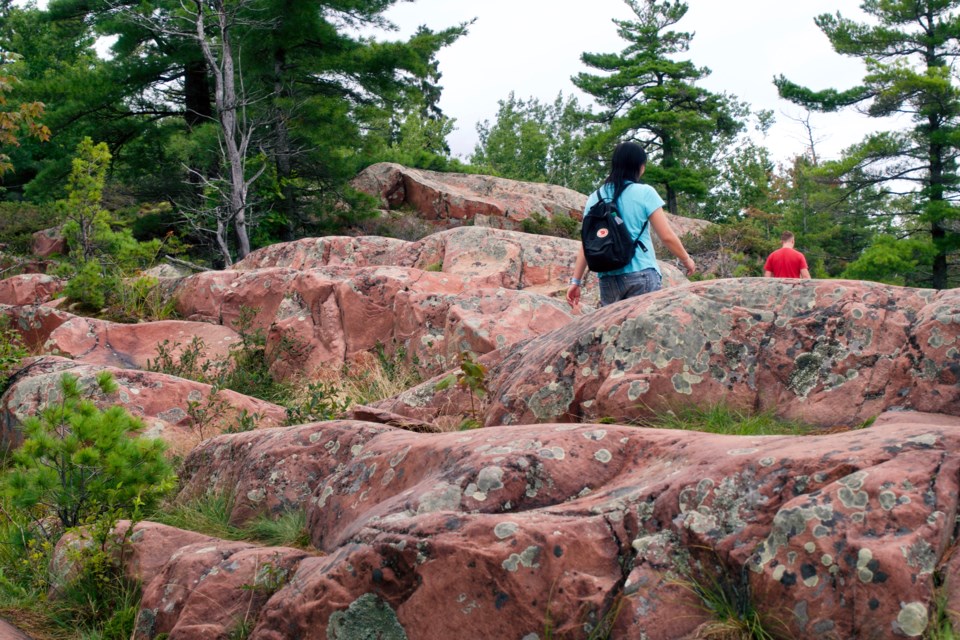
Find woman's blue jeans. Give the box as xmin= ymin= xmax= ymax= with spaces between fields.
xmin=598 ymin=268 xmax=662 ymax=306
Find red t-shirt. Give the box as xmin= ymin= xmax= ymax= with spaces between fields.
xmin=764 ymin=247 xmax=808 ymax=278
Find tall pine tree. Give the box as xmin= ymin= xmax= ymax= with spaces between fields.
xmin=776 ymin=0 xmax=960 ymax=289
xmin=572 ymin=0 xmax=741 ymax=214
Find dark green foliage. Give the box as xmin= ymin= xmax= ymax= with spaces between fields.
xmin=0 ymin=202 xmax=58 ymax=254
xmin=0 ymin=317 xmax=27 ymax=392
xmin=48 ymin=519 xmax=142 ymax=640
xmin=776 ymin=0 xmax=960 ymax=289
xmin=3 ymin=372 xmax=176 ymax=529
xmin=572 ymin=0 xmax=744 ymax=214
xmin=842 ymin=234 xmax=937 ymax=286
xmin=520 ymin=212 xmax=581 ymax=240
xmin=284 ymin=381 xmax=352 ymax=425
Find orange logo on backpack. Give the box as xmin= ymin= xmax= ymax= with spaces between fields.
xmin=597 ymin=228 xmax=609 ymax=238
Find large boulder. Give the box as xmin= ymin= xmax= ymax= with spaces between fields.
xmin=371 ymin=278 xmax=960 ymax=429
xmin=0 ymin=303 xmax=74 ymax=351
xmin=41 ymin=316 xmax=241 ymax=371
xmin=177 ymin=228 xmax=688 ymax=378
xmin=30 ymin=227 xmax=66 ymax=258
xmin=351 ymin=162 xmax=711 ymax=243
xmin=1 ymin=356 xmax=286 ymax=454
xmin=0 ymin=274 xmax=62 ymax=306
xmin=108 ymin=409 xmax=960 ymax=639
xmin=351 ymin=162 xmax=587 ymax=229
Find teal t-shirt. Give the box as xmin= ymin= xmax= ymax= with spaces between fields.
xmin=584 ymin=181 xmax=665 ymax=276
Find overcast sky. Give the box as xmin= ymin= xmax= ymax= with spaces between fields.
xmin=383 ymin=0 xmax=896 ymax=164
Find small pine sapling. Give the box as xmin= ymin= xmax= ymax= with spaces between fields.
xmin=4 ymin=372 xmax=176 ymax=530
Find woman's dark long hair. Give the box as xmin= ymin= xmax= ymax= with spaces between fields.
xmin=603 ymin=142 xmax=647 ymax=200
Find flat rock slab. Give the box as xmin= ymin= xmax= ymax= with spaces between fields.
xmin=372 ymin=278 xmax=960 ymax=429
xmin=116 ymin=409 xmax=960 ymax=639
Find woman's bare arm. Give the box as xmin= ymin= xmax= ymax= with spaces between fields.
xmin=648 ymin=208 xmax=696 ymax=275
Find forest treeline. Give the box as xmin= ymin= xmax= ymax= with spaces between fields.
xmin=1 ymin=0 xmax=958 ymax=289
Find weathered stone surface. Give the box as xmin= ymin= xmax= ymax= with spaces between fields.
xmin=31 ymin=226 xmax=66 ymax=258
xmin=137 ymin=540 xmax=309 ymax=640
xmin=44 ymin=317 xmax=240 ymax=371
xmin=373 ymin=279 xmax=960 ymax=429
xmin=0 ymin=274 xmax=62 ymax=306
xmin=0 ymin=303 xmax=74 ymax=350
xmin=350 ymin=163 xmax=711 ymax=246
xmin=351 ymin=162 xmax=587 ymax=228
xmin=176 ymin=228 xmax=688 ymax=377
xmin=1 ymin=356 xmax=286 ymax=454
xmin=119 ymin=410 xmax=960 ymax=639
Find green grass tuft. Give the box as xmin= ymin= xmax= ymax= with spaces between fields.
xmin=636 ymin=404 xmax=814 ymax=436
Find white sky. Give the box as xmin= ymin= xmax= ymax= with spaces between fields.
xmin=384 ymin=0 xmax=899 ymax=164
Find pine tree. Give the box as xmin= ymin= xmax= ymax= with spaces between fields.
xmin=4 ymin=372 xmax=175 ymax=529
xmin=776 ymin=0 xmax=960 ymax=289
xmin=572 ymin=0 xmax=742 ymax=214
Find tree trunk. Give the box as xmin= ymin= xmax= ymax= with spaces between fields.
xmin=196 ymin=0 xmax=252 ymax=260
xmin=183 ymin=58 xmax=213 ymax=128
xmin=273 ymin=47 xmax=296 ymax=241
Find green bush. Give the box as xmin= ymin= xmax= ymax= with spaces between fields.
xmin=62 ymin=259 xmax=116 ymax=310
xmin=3 ymin=371 xmax=176 ymax=529
xmin=0 ymin=317 xmax=28 ymax=392
xmin=520 ymin=212 xmax=580 ymax=239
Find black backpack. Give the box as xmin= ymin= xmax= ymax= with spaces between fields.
xmin=581 ymin=183 xmax=648 ymax=273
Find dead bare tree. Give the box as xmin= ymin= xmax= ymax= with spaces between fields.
xmin=111 ymin=0 xmax=271 ymax=265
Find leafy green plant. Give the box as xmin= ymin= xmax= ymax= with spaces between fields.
xmin=284 ymin=381 xmax=352 ymax=425
xmin=222 ymin=306 xmax=289 ymax=403
xmin=147 ymin=336 xmax=225 ymax=385
xmin=186 ymin=387 xmax=232 ymax=443
xmin=224 ymin=409 xmax=262 ymax=435
xmin=3 ymin=372 xmax=176 ymax=529
xmin=62 ymin=259 xmax=116 ymax=310
xmin=436 ymin=351 xmax=488 ymax=429
xmin=0 ymin=317 xmax=27 ymax=392
xmin=49 ymin=516 xmax=141 ymax=640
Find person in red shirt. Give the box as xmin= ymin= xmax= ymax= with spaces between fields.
xmin=764 ymin=231 xmax=811 ymax=279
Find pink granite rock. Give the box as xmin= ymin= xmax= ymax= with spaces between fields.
xmin=350 ymin=163 xmax=711 ymax=244
xmin=42 ymin=317 xmax=241 ymax=371
xmin=112 ymin=409 xmax=960 ymax=639
xmin=0 ymin=303 xmax=74 ymax=350
xmin=31 ymin=227 xmax=67 ymax=258
xmin=0 ymin=274 xmax=62 ymax=306
xmin=1 ymin=356 xmax=286 ymax=454
xmin=174 ymin=228 xmax=690 ymax=378
xmin=351 ymin=162 xmax=587 ymax=228
xmin=372 ymin=279 xmax=960 ymax=430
